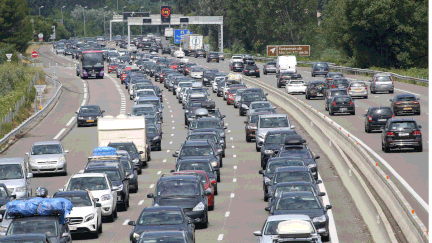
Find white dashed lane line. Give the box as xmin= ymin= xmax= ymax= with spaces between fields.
xmin=66 ymin=117 xmax=75 ymax=126
xmin=53 ymin=128 xmax=66 ymax=140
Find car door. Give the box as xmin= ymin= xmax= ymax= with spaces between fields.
xmin=107 ymin=177 xmax=117 ymax=208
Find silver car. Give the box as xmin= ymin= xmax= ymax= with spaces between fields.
xmin=25 ymin=141 xmax=68 ymax=175
xmin=234 ymin=89 xmax=247 ymax=108
xmin=256 ymin=114 xmax=295 ymax=151
xmin=348 ymin=81 xmax=368 ymax=99
xmin=370 ymin=73 xmax=394 ymax=94
xmin=0 ymin=158 xmax=32 ymax=198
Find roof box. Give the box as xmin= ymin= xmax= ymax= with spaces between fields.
xmin=93 ymin=146 xmax=117 ymax=156
xmin=284 ymin=135 xmax=306 ymax=145
xmin=277 ymin=220 xmax=313 ymax=239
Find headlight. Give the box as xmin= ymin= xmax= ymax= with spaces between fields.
xmin=242 ymin=104 xmax=248 ymax=109
xmin=264 ymin=177 xmax=271 ymax=183
xmin=78 ymin=117 xmax=85 ymax=119
xmin=84 ymin=213 xmax=95 ymax=222
xmin=219 ymin=132 xmax=224 ymax=137
xmin=153 ymin=136 xmax=161 ymax=141
xmin=0 ymin=226 xmax=7 ymax=233
xmin=204 ymin=78 xmax=208 ymax=81
xmin=313 ymin=215 xmax=327 ymax=223
xmin=193 ymin=202 xmax=205 ymax=211
xmin=154 ymin=203 xmax=159 ymax=207
xmin=29 ymin=158 xmax=36 ymax=164
xmin=132 ymin=158 xmax=139 ymax=164
xmin=0 ymin=205 xmax=6 ymax=210
xmin=133 ymin=232 xmax=140 ymax=240
xmin=16 ymin=186 xmax=26 ymax=192
xmin=100 ymin=194 xmax=111 ymax=201
xmin=185 ymin=110 xmax=189 ymax=113
xmin=258 ymin=134 xmax=265 ymax=139
xmin=113 ymin=185 xmax=124 ymax=191
xmin=58 ymin=156 xmax=66 ymax=163
xmin=211 ymin=161 xmax=218 ymax=167
xmin=264 ymin=150 xmax=273 ymax=154
xmin=308 ymin=164 xmax=317 ymax=168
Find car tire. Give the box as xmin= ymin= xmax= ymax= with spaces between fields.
xmin=330 ymin=110 xmax=334 ymax=116
xmin=214 ymin=184 xmax=218 ymax=195
xmin=98 ymin=221 xmax=103 ymax=233
xmin=390 ymin=90 xmax=394 ymax=94
xmin=138 ymin=167 xmax=142 ymax=175
xmin=321 ymin=234 xmax=330 ymax=242
xmin=312 ymin=73 xmax=315 ymax=77
xmin=77 ymin=123 xmax=81 ymax=127
xmin=384 ymin=143 xmax=390 ymax=153
xmin=201 ymin=212 xmax=209 ymax=229
xmin=217 ymin=60 xmax=219 ymax=63
xmin=264 ymin=71 xmax=267 ymax=75
xmin=255 ymin=144 xmax=260 ymax=152
xmin=108 ymin=211 xmax=115 ymax=222
xmin=246 ymin=135 xmax=251 ymax=142
xmin=217 ymin=172 xmax=220 ymax=182
xmin=264 ymin=192 xmax=269 ymax=202
xmin=306 ymin=94 xmax=309 ymax=100
xmin=257 ymin=75 xmax=260 ymax=78
xmin=365 ymin=126 xmax=371 ymax=133
xmin=325 ymin=105 xmax=328 ymax=111
xmin=415 ymin=145 xmax=423 ymax=152
xmin=351 ymin=111 xmax=355 ymax=115
xmin=416 ymin=111 xmax=421 ymax=115
xmin=93 ymin=224 xmax=99 ymax=238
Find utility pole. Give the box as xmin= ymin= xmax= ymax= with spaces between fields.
xmin=104 ymin=6 xmax=108 ymax=37
xmin=61 ymin=6 xmax=65 ymax=25
xmin=39 ymin=6 xmax=44 ymax=15
xmin=140 ymin=6 xmax=144 ymax=36
xmin=83 ymin=6 xmax=88 ymax=39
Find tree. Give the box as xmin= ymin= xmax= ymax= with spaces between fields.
xmin=0 ymin=0 xmax=32 ymax=51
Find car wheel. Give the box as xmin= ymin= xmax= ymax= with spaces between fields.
xmin=255 ymin=144 xmax=260 ymax=152
xmin=264 ymin=71 xmax=267 ymax=75
xmin=246 ymin=135 xmax=251 ymax=142
xmin=201 ymin=212 xmax=209 ymax=229
xmin=77 ymin=123 xmax=81 ymax=127
xmin=264 ymin=191 xmax=269 ymax=202
xmin=351 ymin=111 xmax=355 ymax=115
xmin=390 ymin=90 xmax=394 ymax=94
xmin=138 ymin=167 xmax=142 ymax=175
xmin=415 ymin=145 xmax=423 ymax=152
xmin=306 ymin=94 xmax=309 ymax=100
xmin=214 ymin=184 xmax=218 ymax=195
xmin=158 ymin=146 xmax=162 ymax=151
xmin=330 ymin=110 xmax=334 ymax=116
xmin=108 ymin=211 xmax=115 ymax=222
xmin=93 ymin=222 xmax=100 ymax=238
xmin=416 ymin=111 xmax=421 ymax=115
xmin=312 ymin=73 xmax=315 ymax=77
xmin=217 ymin=60 xmax=219 ymax=63
xmin=98 ymin=220 xmax=103 ymax=233
xmin=257 ymin=75 xmax=260 ymax=78
xmin=365 ymin=125 xmax=371 ymax=133
xmin=384 ymin=143 xmax=390 ymax=153
xmin=325 ymin=105 xmax=328 ymax=111
xmin=217 ymin=171 xmax=221 ymax=182
xmin=321 ymin=234 xmax=330 ymax=242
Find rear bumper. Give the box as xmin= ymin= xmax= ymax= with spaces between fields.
xmin=386 ymin=141 xmax=421 ymax=148
xmin=349 ymin=91 xmax=368 ymax=97
xmin=373 ymin=85 xmax=394 ymax=92
xmin=394 ymin=107 xmax=420 ymax=114
xmin=312 ymin=71 xmax=328 ymax=76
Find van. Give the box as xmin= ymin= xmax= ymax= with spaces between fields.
xmin=276 ymin=56 xmax=297 ymax=76
xmin=0 ymin=158 xmax=32 ymax=198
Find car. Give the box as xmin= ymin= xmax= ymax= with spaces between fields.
xmin=174 ymin=49 xmax=185 ymax=58
xmin=245 ymin=111 xmax=275 ymax=142
xmin=53 ymin=190 xmax=102 ymax=238
xmin=195 ymin=49 xmax=206 ymax=58
xmin=370 ymin=73 xmax=394 ymax=94
xmin=182 ymin=63 xmax=198 ymax=76
xmin=149 ymin=46 xmax=158 ymax=53
xmin=266 ymin=191 xmax=332 ymax=241
xmin=206 ymin=52 xmax=219 ymax=63
xmin=255 ymin=114 xmax=294 ymax=152
xmin=133 ymin=231 xmax=193 ymax=243
xmin=328 ymin=78 xmax=349 ymax=89
xmin=364 ymin=106 xmax=394 ymax=133
xmin=108 ymin=142 xmax=146 ymax=174
xmin=0 ymin=233 xmax=53 ymax=243
xmin=189 ymin=117 xmax=227 ymax=145
xmin=75 ymin=105 xmax=105 ymax=127
xmin=276 ymin=71 xmax=296 ymax=88
xmin=189 ymin=66 xmax=205 ymax=79
xmin=226 ymin=87 xmax=242 ymax=105
xmin=146 ymin=124 xmax=163 ymax=151
xmin=135 ymin=97 xmax=164 ymax=116
xmin=231 ymin=61 xmax=244 ymax=72
xmin=162 ymin=47 xmax=171 ymax=54
xmin=258 ymin=131 xmax=298 ymax=169
xmin=25 ymin=141 xmax=68 ymax=175
xmin=328 ymin=95 xmax=355 ymax=115
xmin=285 ymin=79 xmax=307 ymax=94
xmin=305 ymin=81 xmax=326 ymax=99
xmin=243 ymin=64 xmax=260 ymax=77
xmin=174 ymin=159 xmax=219 ymax=195
xmin=147 ymin=174 xmax=211 ymax=228
xmin=0 ymin=158 xmax=32 ymax=198
xmin=311 ymin=62 xmax=329 ymax=77
xmin=381 ymin=118 xmax=423 ymax=152
xmin=187 ymin=131 xmax=225 ymax=157
xmin=324 ymin=72 xmax=343 ymax=85
xmin=127 ymin=206 xmax=195 ymax=243
xmin=390 ymin=93 xmax=421 ymax=115
xmin=116 ymin=151 xmax=139 ymax=193
xmin=348 ymin=81 xmax=368 ymax=99
xmin=107 ymin=61 xmax=119 ymax=73
xmin=324 ymin=88 xmax=348 ymax=111
xmin=217 ymin=52 xmax=225 ymax=61
xmin=239 ymin=93 xmax=267 ymax=116
xmin=263 ymin=61 xmax=277 ymax=75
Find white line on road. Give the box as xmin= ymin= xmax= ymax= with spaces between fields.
xmin=233 ymin=154 xmax=237 ymax=158
xmin=169 ymin=141 xmax=173 ymax=144
xmin=225 ymin=212 xmax=230 ymax=217
xmin=230 ymin=193 xmax=235 ymax=198
xmin=163 ymin=159 xmax=167 ymax=163
xmin=122 ymin=220 xmax=130 ymax=225
xmin=217 ymin=234 xmax=224 ymax=241
xmin=149 ymin=184 xmax=154 ymax=188
xmin=53 ymin=128 xmax=66 ymax=140
xmin=233 ymin=166 xmax=237 ymax=169
xmin=233 ymin=178 xmax=237 ymax=182
xmin=138 ymin=200 xmax=144 ymax=205
xmin=232 ymin=145 xmax=235 ymax=149
xmin=157 ymin=171 xmax=161 ymax=175
xmin=66 ymin=117 xmax=75 ymax=126
xmin=167 ymin=150 xmax=170 ymax=153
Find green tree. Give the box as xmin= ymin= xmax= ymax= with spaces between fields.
xmin=0 ymin=0 xmax=32 ymax=51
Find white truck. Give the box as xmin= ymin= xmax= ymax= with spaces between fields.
xmin=183 ymin=34 xmax=203 ymax=56
xmin=97 ymin=115 xmax=149 ymax=163
xmin=230 ymin=54 xmax=243 ymax=64
xmin=276 ymin=55 xmax=297 ymax=76
xmin=165 ymin=28 xmax=174 ymax=40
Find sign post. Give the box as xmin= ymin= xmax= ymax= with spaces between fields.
xmin=38 ymin=33 xmax=43 ymax=42
xmin=161 ymin=6 xmax=171 ymax=24
xmin=204 ymin=44 xmax=210 ymax=52
xmin=174 ymin=29 xmax=190 ymax=44
xmin=31 ymin=51 xmax=39 ymax=59
xmin=34 ymin=85 xmax=46 ymax=110
xmin=266 ymin=45 xmax=310 ymax=57
xmin=6 ymin=54 xmax=12 ymax=62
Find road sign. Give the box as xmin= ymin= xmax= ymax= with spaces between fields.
xmin=161 ymin=5 xmax=171 ymax=24
xmin=174 ymin=29 xmax=190 ymax=44
xmin=31 ymin=51 xmax=39 ymax=58
xmin=38 ymin=33 xmax=43 ymax=39
xmin=204 ymin=44 xmax=210 ymax=51
xmin=49 ymin=34 xmax=56 ymax=40
xmin=266 ymin=45 xmax=310 ymax=56
xmin=34 ymin=85 xmax=46 ymax=94
xmin=6 ymin=54 xmax=12 ymax=62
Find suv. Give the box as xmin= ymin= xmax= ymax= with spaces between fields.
xmin=364 ymin=106 xmax=394 ymax=133
xmin=305 ymin=81 xmax=326 ymax=100
xmin=231 ymin=62 xmax=244 ymax=72
xmin=256 ymin=114 xmax=294 ymax=152
xmin=147 ymin=174 xmax=211 ymax=228
xmin=370 ymin=73 xmax=394 ymax=94
xmin=390 ymin=93 xmax=421 ymax=115
xmin=311 ymin=62 xmax=329 ymax=77
xmin=243 ymin=64 xmax=260 ymax=77
xmin=0 ymin=158 xmax=32 ymax=198
xmin=53 ymin=190 xmax=102 ymax=238
xmin=259 ymin=130 xmax=298 ymax=169
xmin=324 ymin=88 xmax=348 ymax=111
xmin=381 ymin=118 xmax=423 ymax=152
xmin=61 ymin=173 xmax=118 ymax=222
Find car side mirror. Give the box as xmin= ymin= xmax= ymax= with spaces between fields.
xmin=162 ymin=105 xmax=164 ymax=108
xmin=95 ymin=203 xmax=102 ymax=207
xmin=10 ymin=194 xmax=16 ymax=199
xmin=317 ymin=180 xmax=323 ymax=184
xmin=258 ymin=141 xmax=264 ymax=146
xmin=224 ymin=126 xmax=227 ymax=129
xmin=259 ymin=170 xmax=264 ymax=175
xmin=290 ymin=125 xmax=296 ymax=129
xmin=170 ymin=170 xmax=175 ymax=173
xmin=265 ymin=93 xmax=268 ymax=96
xmin=326 ymin=205 xmax=332 ymax=210
xmin=147 ymin=193 xmax=154 ymax=198
xmin=75 ymin=111 xmax=78 ymax=114
xmin=318 ymin=192 xmax=326 ymax=197
xmin=253 ymin=231 xmax=262 ymax=236
xmin=125 ymin=172 xmax=131 ymax=177
xmin=389 ymin=99 xmax=393 ymax=102
xmin=61 ymin=232 xmax=69 ymax=238
xmin=205 ymin=189 xmax=212 ymax=196
xmin=417 ymin=98 xmax=420 ymax=100
xmin=27 ymin=173 xmax=33 ymax=178
xmin=127 ymin=113 xmax=131 ymax=116
xmin=265 ymin=207 xmax=271 ymax=212
xmin=211 ymin=180 xmax=216 ymax=185
xmin=418 ymin=125 xmax=422 ymax=129
xmin=315 ymin=155 xmax=320 ymax=159
xmin=25 ymin=152 xmax=29 ymax=156
xmin=64 ymin=150 xmax=69 ymax=154
xmin=222 ymin=115 xmax=226 ymax=118
xmin=172 ymin=153 xmax=178 ymax=157
xmin=139 ymin=151 xmax=144 ymax=154
xmin=128 ymin=220 xmax=136 ymax=226
xmin=244 ymin=120 xmax=247 ymax=124
xmin=58 ymin=188 xmax=64 ymax=192
xmin=265 ymin=181 xmax=270 ymax=186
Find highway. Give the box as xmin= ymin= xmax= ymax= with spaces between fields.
xmin=0 ymin=43 xmax=377 ymax=242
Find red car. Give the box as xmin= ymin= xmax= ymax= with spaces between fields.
xmin=173 ymin=170 xmax=216 ymax=210
xmin=108 ymin=62 xmax=119 ymax=73
xmin=120 ymin=67 xmax=131 ymax=84
xmin=170 ymin=61 xmax=180 ymax=70
xmin=226 ymin=87 xmax=242 ymax=105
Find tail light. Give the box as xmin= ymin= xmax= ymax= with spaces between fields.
xmin=374 ymin=78 xmax=377 ymax=83
xmin=395 ymin=102 xmax=402 ymax=106
xmin=256 ymin=70 xmax=260 ymax=72
xmin=280 ymin=76 xmax=285 ymax=79
xmin=368 ymin=116 xmax=372 ymax=122
xmin=365 ymin=86 xmax=368 ymax=90
xmin=391 ymin=115 xmax=395 ymax=118
xmin=386 ymin=132 xmax=395 ymax=136
xmin=413 ymin=101 xmax=419 ymax=104
xmin=245 ymin=70 xmax=249 ymax=72
xmin=413 ymin=131 xmax=421 ymax=135
xmin=332 ymin=101 xmax=336 ymax=106
xmin=332 ymin=85 xmax=335 ymax=88
xmin=391 ymin=77 xmax=394 ymax=84
xmin=348 ymin=87 xmax=351 ymax=90
xmin=350 ymin=101 xmax=354 ymax=106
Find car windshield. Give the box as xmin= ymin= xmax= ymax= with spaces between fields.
xmin=267 ymin=62 xmax=276 ymax=66
xmin=191 ymin=67 xmax=205 ymax=72
xmin=137 ymin=90 xmax=155 ymax=97
xmin=80 ymin=107 xmax=100 ymax=114
xmin=88 ymin=170 xmax=120 ymax=182
xmin=229 ymin=89 xmax=239 ymax=94
xmin=82 ymin=52 xmax=103 ymax=67
xmin=350 ymin=82 xmax=366 ymax=87
xmin=57 ymin=194 xmax=92 ymax=207
xmin=267 ymin=159 xmax=305 ymax=173
xmin=138 ymin=211 xmax=184 ymax=225
xmin=396 ymin=96 xmax=416 ymax=102
xmin=254 ymin=108 xmax=276 ymax=114
xmin=390 ymin=121 xmax=417 ymax=130
xmin=196 ymin=120 xmax=222 ymax=129
xmin=67 ymin=177 xmax=108 ymax=191
xmin=180 ymin=146 xmax=213 ymax=156
xmin=31 ymin=144 xmax=62 ymax=155
xmin=334 ymin=97 xmax=351 ymax=103
xmin=370 ymin=108 xmax=392 ymax=116
xmin=330 ymin=90 xmax=347 ymax=97
xmin=251 ymin=103 xmax=271 ymax=109
xmin=178 ymin=163 xmax=213 ymax=173
xmin=0 ymin=165 xmax=23 ymax=180
xmin=275 ymin=171 xmax=313 ymax=183
xmin=265 ymin=133 xmax=295 ymax=144
xmin=139 ymin=236 xmax=186 ymax=243
xmin=121 ymin=159 xmax=132 ymax=170
xmin=109 ymin=144 xmax=137 ymax=154
xmin=157 ymin=180 xmax=199 ymax=197
xmin=376 ymin=76 xmax=392 ymax=82
xmin=259 ymin=117 xmax=289 ymax=128
xmin=280 ymin=148 xmax=312 ymax=159
xmin=8 ymin=220 xmax=58 ymax=237
xmin=146 ymin=117 xmax=157 ymax=124
xmin=276 ymin=195 xmax=321 ymax=210
xmin=275 ymin=185 xmax=314 ymax=197
xmin=242 ymin=94 xmax=263 ymax=102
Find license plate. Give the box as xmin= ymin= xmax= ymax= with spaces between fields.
xmin=404 ymin=107 xmax=412 ymax=110
xmin=339 ymin=108 xmax=347 ymax=112
xmin=317 ymin=94 xmax=323 ymax=96
xmin=117 ymin=196 xmax=122 ymax=201
xmin=213 ymin=59 xmax=216 ymax=60
xmin=378 ymin=119 xmax=387 ymax=122
xmin=42 ymin=165 xmax=55 ymax=169
xmin=250 ymin=71 xmax=254 ymax=73
xmin=399 ymin=132 xmax=409 ymax=136
xmin=69 ymin=226 xmax=77 ymax=231
xmin=356 ymin=89 xmax=361 ymax=91
xmin=87 ymin=120 xmax=94 ymax=122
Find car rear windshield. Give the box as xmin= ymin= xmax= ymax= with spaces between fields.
xmin=157 ymin=180 xmax=199 ymax=197
xmin=376 ymin=76 xmax=392 ymax=82
xmin=396 ymin=96 xmax=416 ymax=101
xmin=334 ymin=79 xmax=349 ymax=85
xmin=309 ymin=83 xmax=324 ymax=88
xmin=267 ymin=159 xmax=305 ymax=173
xmin=276 ymin=195 xmax=321 ymax=210
xmin=259 ymin=117 xmax=289 ymax=128
xmin=370 ymin=108 xmax=392 ymax=116
xmin=331 ymin=90 xmax=347 ymax=97
xmin=266 ymin=62 xmax=276 ymax=66
xmin=315 ymin=63 xmax=329 ymax=68
xmin=242 ymin=94 xmax=263 ymax=102
xmin=8 ymin=220 xmax=58 ymax=237
xmin=350 ymin=82 xmax=366 ymax=87
xmin=138 ymin=211 xmax=184 ymax=226
xmin=274 ymin=185 xmax=314 ymax=197
xmin=67 ymin=177 xmax=108 ymax=191
xmin=275 ymin=171 xmax=313 ymax=183
xmin=180 ymin=146 xmax=213 ymax=156
xmin=389 ymin=121 xmax=417 ymax=130
xmin=178 ymin=162 xmax=212 ymax=173
xmin=251 ymin=102 xmax=271 ymax=109
xmin=334 ymin=97 xmax=351 ymax=103
xmin=289 ymin=80 xmax=305 ymax=85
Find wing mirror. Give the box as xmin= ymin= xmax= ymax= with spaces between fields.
xmin=61 ymin=233 xmax=70 ymax=238
xmin=315 ymin=155 xmax=320 ymax=159
xmin=58 ymin=188 xmax=64 ymax=192
xmin=253 ymin=231 xmax=262 ymax=236
xmin=290 ymin=125 xmax=296 ymax=129
xmin=27 ymin=173 xmax=33 ymax=178
xmin=25 ymin=152 xmax=29 ymax=156
xmin=95 ymin=203 xmax=102 ymax=207
xmin=139 ymin=151 xmax=144 ymax=154
xmin=389 ymin=99 xmax=393 ymax=102
xmin=205 ymin=189 xmax=212 ymax=196
xmin=64 ymin=150 xmax=69 ymax=154
xmin=147 ymin=193 xmax=154 ymax=198
xmin=127 ymin=113 xmax=131 ymax=116
xmin=244 ymin=120 xmax=247 ymax=124
xmin=210 ymin=180 xmax=216 ymax=185
xmin=128 ymin=220 xmax=136 ymax=226
xmin=170 ymin=170 xmax=175 ymax=173
xmin=265 ymin=207 xmax=271 ymax=212
xmin=326 ymin=205 xmax=332 ymax=210
xmin=418 ymin=125 xmax=422 ymax=129
xmin=258 ymin=170 xmax=264 ymax=175
xmin=224 ymin=126 xmax=227 ymax=129
xmin=317 ymin=180 xmax=323 ymax=184
xmin=264 ymin=181 xmax=271 ymax=186
xmin=318 ymin=192 xmax=326 ymax=197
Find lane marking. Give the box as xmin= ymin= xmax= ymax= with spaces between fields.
xmin=138 ymin=200 xmax=144 ymax=205
xmin=157 ymin=171 xmax=161 ymax=175
xmin=167 ymin=150 xmax=170 ymax=153
xmin=217 ymin=234 xmax=224 ymax=241
xmin=225 ymin=212 xmax=230 ymax=217
xmin=171 ymin=134 xmax=174 ymax=136
xmin=233 ymin=178 xmax=237 ymax=182
xmin=53 ymin=128 xmax=66 ymax=140
xmin=170 ymin=141 xmax=173 ymax=144
xmin=163 ymin=159 xmax=167 ymax=163
xmin=122 ymin=220 xmax=130 ymax=225
xmin=149 ymin=184 xmax=154 ymax=188
xmin=230 ymin=193 xmax=235 ymax=198
xmin=233 ymin=166 xmax=237 ymax=169
xmin=66 ymin=117 xmax=75 ymax=126
xmin=233 ymin=154 xmax=237 ymax=158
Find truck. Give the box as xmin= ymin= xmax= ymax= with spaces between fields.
xmin=183 ymin=34 xmax=203 ymax=56
xmin=164 ymin=28 xmax=174 ymax=40
xmin=97 ymin=115 xmax=149 ymax=164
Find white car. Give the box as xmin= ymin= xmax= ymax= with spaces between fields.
xmin=175 ymin=49 xmax=185 ymax=58
xmin=285 ymin=80 xmax=307 ymax=94
xmin=55 ymin=190 xmax=103 ymax=237
xmin=134 ymin=89 xmax=157 ymax=103
xmin=212 ymin=76 xmax=225 ymax=93
xmin=61 ymin=173 xmax=118 ymax=222
xmin=230 ymin=55 xmax=243 ymax=64
xmin=176 ymin=82 xmax=193 ymax=99
xmin=190 ymin=66 xmax=205 ymax=79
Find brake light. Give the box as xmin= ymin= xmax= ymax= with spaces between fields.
xmin=350 ymin=101 xmax=354 ymax=106
xmin=374 ymin=78 xmax=377 ymax=83
xmin=256 ymin=70 xmax=260 ymax=72
xmin=395 ymin=102 xmax=402 ymax=105
xmin=348 ymin=87 xmax=351 ymax=90
xmin=280 ymin=76 xmax=285 ymax=79
xmin=332 ymin=101 xmax=336 ymax=106
xmin=413 ymin=131 xmax=421 ymax=135
xmin=365 ymin=86 xmax=368 ymax=90
xmin=413 ymin=101 xmax=419 ymax=104
xmin=386 ymin=132 xmax=395 ymax=136
xmin=392 ymin=115 xmax=395 ymax=118
xmin=332 ymin=85 xmax=335 ymax=88
xmin=368 ymin=116 xmax=372 ymax=122
xmin=245 ymin=70 xmax=249 ymax=72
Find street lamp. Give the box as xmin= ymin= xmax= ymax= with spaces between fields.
xmin=61 ymin=6 xmax=66 ymax=25
xmin=140 ymin=7 xmax=144 ymax=36
xmin=122 ymin=6 xmax=126 ymax=36
xmin=104 ymin=6 xmax=108 ymax=37
xmin=84 ymin=6 xmax=88 ymax=39
xmin=39 ymin=6 xmax=44 ymax=15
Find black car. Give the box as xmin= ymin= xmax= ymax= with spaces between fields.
xmin=259 ymin=130 xmax=298 ymax=169
xmin=162 ymin=47 xmax=171 ymax=54
xmin=141 ymin=42 xmax=152 ymax=50
xmin=146 ymin=124 xmax=163 ymax=151
xmin=276 ymin=71 xmax=296 ymax=88
xmin=132 ymin=231 xmax=192 ymax=243
xmin=305 ymin=81 xmax=326 ymax=99
xmin=202 ymin=70 xmax=218 ymax=86
xmin=149 ymin=46 xmax=158 ymax=53
xmin=311 ymin=62 xmax=329 ymax=77
xmin=188 ymin=130 xmax=225 ymax=156
xmin=328 ymin=95 xmax=355 ymax=115
xmin=242 ymin=54 xmax=253 ymax=63
xmin=381 ymin=118 xmax=423 ymax=152
xmin=173 ymin=140 xmax=222 ymax=181
xmin=206 ymin=52 xmax=219 ymax=63
xmin=328 ymin=78 xmax=349 ymax=89
xmin=325 ymin=88 xmax=348 ymax=111
xmin=0 ymin=234 xmax=52 ymax=243
xmin=239 ymin=92 xmax=267 ymax=116
xmin=243 ymin=64 xmax=260 ymax=77
xmin=174 ymin=158 xmax=219 ymax=195
xmin=147 ymin=174 xmax=211 ymax=228
xmin=189 ymin=117 xmax=227 ymax=145
xmin=266 ymin=181 xmax=326 ymax=209
xmin=108 ymin=142 xmax=146 ymax=174
xmin=84 ymin=162 xmax=130 ymax=211
xmin=75 ymin=105 xmax=105 ymax=127
xmin=364 ymin=106 xmax=394 ymax=133
xmin=195 ymin=49 xmax=206 ymax=58
xmin=259 ymin=157 xmax=306 ymax=201
xmin=231 ymin=62 xmax=244 ymax=72
xmin=266 ymin=191 xmax=332 ymax=241
xmin=325 ymin=72 xmax=344 ymax=85
xmin=128 ymin=206 xmax=195 ymax=243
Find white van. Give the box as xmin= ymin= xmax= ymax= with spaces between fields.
xmin=276 ymin=56 xmax=297 ymax=75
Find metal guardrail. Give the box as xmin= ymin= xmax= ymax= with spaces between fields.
xmin=0 ymin=74 xmax=62 ymax=149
